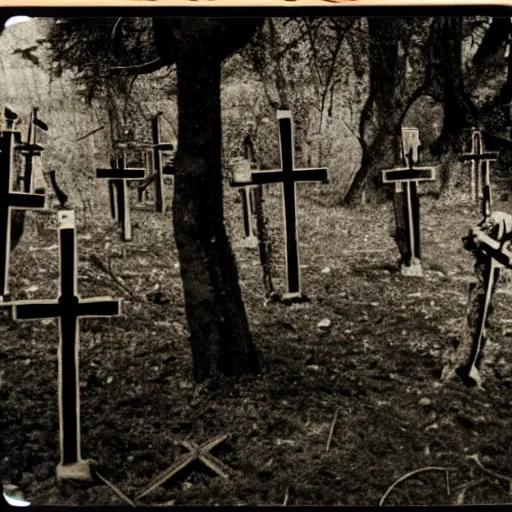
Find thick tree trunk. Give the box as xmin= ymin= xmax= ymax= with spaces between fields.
xmin=174 ymin=52 xmax=259 ymax=383
xmin=430 ymin=18 xmax=478 ymax=156
xmin=344 ymin=19 xmax=405 ymax=206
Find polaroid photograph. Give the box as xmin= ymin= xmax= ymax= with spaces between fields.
xmin=0 ymin=0 xmax=512 ymax=508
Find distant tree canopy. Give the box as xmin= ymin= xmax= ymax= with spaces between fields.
xmin=45 ymin=16 xmax=512 ymax=203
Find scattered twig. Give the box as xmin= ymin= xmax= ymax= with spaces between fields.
xmin=446 ymin=470 xmax=451 ymax=497
xmin=325 ymin=409 xmax=338 ymax=453
xmin=379 ymin=467 xmax=454 ymax=506
xmin=89 ymin=254 xmax=140 ymax=302
xmin=467 ymin=454 xmax=512 ymax=488
xmin=94 ymin=470 xmax=135 ymax=508
xmin=283 ymin=488 xmax=289 ymax=506
xmin=453 ymin=478 xmax=486 ymax=505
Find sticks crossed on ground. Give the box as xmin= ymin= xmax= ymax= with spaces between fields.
xmin=136 ymin=434 xmax=232 ymax=501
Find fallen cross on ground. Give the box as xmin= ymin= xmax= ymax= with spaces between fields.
xmin=382 ymin=128 xmax=436 ymax=278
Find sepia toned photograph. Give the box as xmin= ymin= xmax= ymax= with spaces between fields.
xmin=1 ymin=3 xmax=512 ymax=507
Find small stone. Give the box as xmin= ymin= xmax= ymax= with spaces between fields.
xmin=317 ymin=318 xmax=332 ymax=330
xmin=306 ymin=365 xmax=320 ymax=371
xmin=321 ymin=267 xmax=331 ymax=274
xmin=419 ymin=397 xmax=432 ymax=406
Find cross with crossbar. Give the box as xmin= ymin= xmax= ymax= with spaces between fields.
xmin=231 ymin=110 xmax=328 ymax=301
xmin=460 ymin=129 xmax=498 ymax=216
xmin=13 ymin=210 xmax=121 ymax=481
xmin=0 ymin=107 xmax=46 ymax=300
xmin=96 ymin=157 xmax=146 ymax=241
xmin=382 ymin=153 xmax=436 ymax=277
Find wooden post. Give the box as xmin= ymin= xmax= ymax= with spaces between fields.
xmin=19 ymin=107 xmax=48 ymax=193
xmin=151 ymin=114 xmax=174 ymax=214
xmin=0 ymin=108 xmax=46 ymax=300
xmin=231 ymin=158 xmax=259 ymax=248
xmin=13 ymin=210 xmax=121 ymax=481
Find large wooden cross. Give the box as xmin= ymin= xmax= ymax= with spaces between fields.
xmin=382 ymin=133 xmax=436 ymax=277
xmin=0 ymin=108 xmax=46 ymax=300
xmin=96 ymin=157 xmax=146 ymax=242
xmin=232 ymin=110 xmax=328 ymax=301
xmin=18 ymin=107 xmax=48 ymax=193
xmin=13 ymin=210 xmax=121 ymax=481
xmin=460 ymin=129 xmax=498 ymax=217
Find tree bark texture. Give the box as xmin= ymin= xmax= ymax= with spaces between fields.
xmin=344 ymin=18 xmax=406 ymax=206
xmin=170 ymin=20 xmax=260 ymax=383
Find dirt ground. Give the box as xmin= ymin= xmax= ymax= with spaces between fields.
xmin=1 ymin=183 xmax=512 ymax=506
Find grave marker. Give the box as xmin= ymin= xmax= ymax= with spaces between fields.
xmin=151 ymin=113 xmax=174 ymax=213
xmin=460 ymin=129 xmax=498 ymax=217
xmin=13 ymin=210 xmax=121 ymax=481
xmin=230 ymin=157 xmax=259 ymax=248
xmin=0 ymin=108 xmax=46 ymax=300
xmin=231 ymin=110 xmax=328 ymax=301
xmin=382 ymin=134 xmax=436 ymax=277
xmin=450 ymin=212 xmax=512 ymax=386
xmin=96 ymin=158 xmax=146 ymax=241
xmin=19 ymin=107 xmax=48 ymax=193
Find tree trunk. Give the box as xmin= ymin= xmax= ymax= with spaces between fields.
xmin=344 ymin=19 xmax=405 ymax=206
xmin=173 ymin=51 xmax=259 ymax=383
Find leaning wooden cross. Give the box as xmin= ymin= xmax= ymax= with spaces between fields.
xmin=231 ymin=110 xmax=328 ymax=301
xmin=382 ymin=128 xmax=436 ymax=277
xmin=13 ymin=210 xmax=121 ymax=481
xmin=460 ymin=129 xmax=498 ymax=217
xmin=96 ymin=157 xmax=146 ymax=242
xmin=18 ymin=107 xmax=48 ymax=193
xmin=443 ymin=212 xmax=512 ymax=387
xmin=0 ymin=108 xmax=46 ymax=300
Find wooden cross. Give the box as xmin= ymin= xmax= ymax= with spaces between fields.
xmin=230 ymin=158 xmax=259 ymax=248
xmin=151 ymin=113 xmax=174 ymax=213
xmin=231 ymin=110 xmax=328 ymax=301
xmin=13 ymin=210 xmax=121 ymax=481
xmin=0 ymin=108 xmax=46 ymax=300
xmin=136 ymin=434 xmax=231 ymax=501
xmin=382 ymin=154 xmax=436 ymax=277
xmin=460 ymin=129 xmax=498 ymax=216
xmin=18 ymin=107 xmax=48 ymax=193
xmin=96 ymin=157 xmax=146 ymax=242
xmin=456 ymin=214 xmax=512 ymax=386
